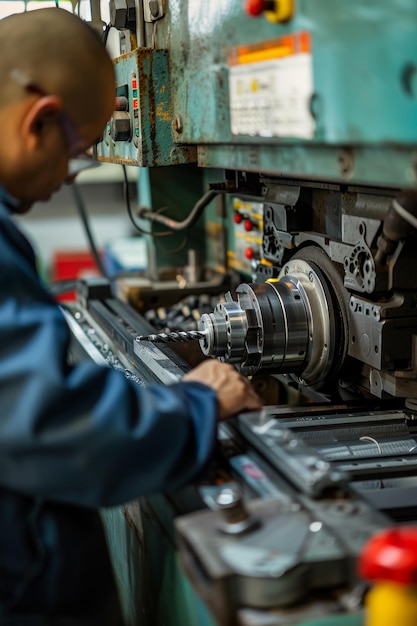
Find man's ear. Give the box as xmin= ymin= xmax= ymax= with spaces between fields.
xmin=21 ymin=95 xmax=63 ymax=150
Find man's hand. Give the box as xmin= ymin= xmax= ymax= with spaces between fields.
xmin=183 ymin=359 xmax=262 ymax=420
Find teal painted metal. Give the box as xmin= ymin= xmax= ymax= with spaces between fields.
xmin=158 ymin=0 xmax=417 ymax=188
xmin=102 ymin=498 xmax=218 ymax=626
xmin=155 ymin=551 xmax=219 ymax=626
xmin=101 ymin=506 xmax=146 ymax=626
xmin=301 ymin=617 xmax=363 ymax=626
xmin=98 ymin=48 xmax=196 ymax=166
xmin=198 ymin=143 xmax=417 ymax=189
xmin=140 ymin=164 xmax=207 ymax=272
xmin=167 ymin=0 xmax=417 ymax=144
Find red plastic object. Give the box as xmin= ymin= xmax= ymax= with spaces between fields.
xmin=245 ymin=247 xmax=254 ymax=260
xmin=359 ymin=527 xmax=417 ymax=585
xmin=51 ymin=250 xmax=101 ymax=302
xmin=234 ymin=212 xmax=243 ymax=224
xmin=244 ymin=0 xmax=271 ymax=17
xmin=244 ymin=219 xmax=253 ymax=232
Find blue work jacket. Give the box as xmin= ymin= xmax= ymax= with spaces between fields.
xmin=0 ymin=187 xmax=218 ymax=623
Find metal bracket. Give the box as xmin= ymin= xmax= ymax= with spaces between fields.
xmin=143 ymin=0 xmax=164 ymax=22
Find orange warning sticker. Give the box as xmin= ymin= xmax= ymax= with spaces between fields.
xmin=229 ymin=32 xmax=311 ymax=66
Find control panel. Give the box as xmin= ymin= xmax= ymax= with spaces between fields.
xmin=229 ymin=198 xmax=266 ymax=277
xmin=97 ymin=48 xmax=196 ymax=166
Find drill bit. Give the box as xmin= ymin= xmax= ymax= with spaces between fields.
xmin=135 ymin=330 xmax=207 ymax=344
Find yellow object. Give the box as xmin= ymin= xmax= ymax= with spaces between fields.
xmin=365 ymin=581 xmax=417 ymax=626
xmin=265 ymin=0 xmax=294 ymax=23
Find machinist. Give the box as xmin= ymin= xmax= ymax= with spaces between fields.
xmin=0 ymin=8 xmax=261 ymax=625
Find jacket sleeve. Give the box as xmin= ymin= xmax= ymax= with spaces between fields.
xmin=0 ymin=217 xmax=218 ymax=508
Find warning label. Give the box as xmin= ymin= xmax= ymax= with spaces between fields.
xmin=228 ymin=32 xmax=315 ymax=140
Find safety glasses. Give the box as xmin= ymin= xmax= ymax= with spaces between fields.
xmin=10 ymin=69 xmax=97 ymax=175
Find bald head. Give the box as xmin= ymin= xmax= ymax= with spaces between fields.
xmin=0 ymin=8 xmax=116 ymax=210
xmin=0 ymin=8 xmax=114 ymax=128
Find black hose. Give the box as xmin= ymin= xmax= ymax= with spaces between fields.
xmin=71 ymin=183 xmax=109 ymax=279
xmin=122 ymin=165 xmax=172 ymax=236
xmin=138 ymin=189 xmax=222 ymax=231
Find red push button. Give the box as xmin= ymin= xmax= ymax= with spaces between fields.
xmin=245 ymin=247 xmax=254 ymax=260
xmin=244 ymin=0 xmax=274 ymax=16
xmin=234 ymin=212 xmax=243 ymax=225
xmin=359 ymin=527 xmax=417 ymax=585
xmin=244 ymin=219 xmax=253 ymax=232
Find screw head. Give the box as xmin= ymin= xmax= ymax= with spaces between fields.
xmin=172 ymin=115 xmax=183 ymax=134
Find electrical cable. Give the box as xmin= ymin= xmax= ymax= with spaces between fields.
xmin=122 ymin=164 xmax=172 ymax=236
xmin=149 ymin=206 xmax=189 ymax=252
xmin=47 ymin=184 xmax=110 ymax=299
xmin=157 ymin=230 xmax=189 ymax=255
xmin=138 ymin=188 xmax=223 ymax=231
xmin=101 ymin=21 xmax=111 ymax=46
xmin=71 ymin=182 xmax=110 ymax=279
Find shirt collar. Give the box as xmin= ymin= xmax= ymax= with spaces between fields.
xmin=0 ymin=184 xmax=21 ymax=214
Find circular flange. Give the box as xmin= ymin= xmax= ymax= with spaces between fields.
xmin=278 ymin=259 xmax=333 ymax=384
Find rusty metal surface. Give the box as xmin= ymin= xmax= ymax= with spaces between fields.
xmin=153 ymin=0 xmax=417 ymax=188
xmin=98 ymin=47 xmax=196 ymax=166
